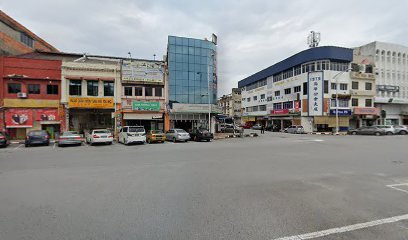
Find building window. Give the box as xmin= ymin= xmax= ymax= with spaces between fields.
xmin=331 ymin=99 xmax=349 ymax=108
xmin=284 ymin=88 xmax=291 ymax=94
xmin=303 ymin=82 xmax=308 ymax=95
xmin=155 ymin=87 xmax=163 ymax=97
xmin=247 ymin=97 xmax=250 ymax=102
xmin=87 ymin=81 xmax=99 ymax=96
xmin=28 ymin=84 xmax=40 ymax=94
xmin=283 ymin=101 xmax=293 ymax=109
xmin=340 ymin=83 xmax=348 ymax=90
xmin=331 ymin=83 xmax=337 ymax=90
xmin=104 ymin=82 xmax=114 ymax=96
xmin=365 ymin=82 xmax=372 ymax=90
xmin=124 ymin=87 xmax=133 ymax=96
xmin=267 ymin=96 xmax=273 ymax=101
xmin=273 ymin=102 xmax=282 ymax=110
xmin=253 ymin=96 xmax=258 ymax=101
xmin=260 ymin=94 xmax=265 ymax=99
xmin=324 ymin=80 xmax=329 ymax=94
xmin=352 ymin=81 xmax=359 ymax=90
xmin=259 ymin=105 xmax=267 ymax=111
xmin=352 ymin=98 xmax=358 ymax=107
xmin=252 ymin=106 xmax=259 ymax=112
xmin=135 ymin=87 xmax=143 ymax=96
xmin=365 ymin=99 xmax=372 ymax=107
xmin=8 ymin=83 xmax=21 ymax=94
xmin=47 ymin=85 xmax=58 ymax=95
xmin=69 ymin=80 xmax=82 ymax=96
xmin=20 ymin=32 xmax=34 ymax=47
xmin=294 ymin=86 xmax=301 ymax=93
xmin=145 ymin=87 xmax=153 ymax=96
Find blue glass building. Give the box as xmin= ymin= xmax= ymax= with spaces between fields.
xmin=167 ymin=36 xmax=217 ymax=105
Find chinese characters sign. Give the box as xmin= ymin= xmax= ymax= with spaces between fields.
xmin=68 ymin=97 xmax=114 ymax=109
xmin=308 ymin=71 xmax=324 ymax=116
xmin=122 ymin=60 xmax=163 ymax=83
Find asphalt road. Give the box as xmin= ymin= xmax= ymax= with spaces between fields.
xmin=1 ymin=132 xmax=408 ymax=240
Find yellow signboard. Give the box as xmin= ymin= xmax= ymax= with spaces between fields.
xmin=68 ymin=97 xmax=114 ymax=109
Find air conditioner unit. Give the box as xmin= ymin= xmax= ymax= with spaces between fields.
xmin=17 ymin=92 xmax=27 ymax=98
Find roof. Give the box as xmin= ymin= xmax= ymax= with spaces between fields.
xmin=0 ymin=10 xmax=58 ymax=52
xmin=238 ymin=46 xmax=353 ymax=88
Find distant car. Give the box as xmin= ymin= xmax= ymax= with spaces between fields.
xmin=118 ymin=126 xmax=146 ymax=145
xmin=286 ymin=125 xmax=305 ymax=134
xmin=372 ymin=125 xmax=397 ymax=135
xmin=146 ymin=130 xmax=166 ymax=144
xmin=58 ymin=131 xmax=83 ymax=147
xmin=86 ymin=129 xmax=113 ymax=145
xmin=165 ymin=129 xmax=190 ymax=142
xmin=252 ymin=124 xmax=262 ymax=130
xmin=0 ymin=132 xmax=10 ymax=148
xmin=393 ymin=125 xmax=408 ymax=135
xmin=241 ymin=122 xmax=253 ymax=129
xmin=25 ymin=130 xmax=50 ymax=147
xmin=280 ymin=127 xmax=289 ymax=133
xmin=189 ymin=129 xmax=214 ymax=142
xmin=348 ymin=126 xmax=386 ymax=136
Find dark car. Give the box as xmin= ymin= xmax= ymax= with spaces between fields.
xmin=348 ymin=126 xmax=386 ymax=136
xmin=189 ymin=128 xmax=214 ymax=142
xmin=0 ymin=132 xmax=10 ymax=148
xmin=25 ymin=130 xmax=50 ymax=147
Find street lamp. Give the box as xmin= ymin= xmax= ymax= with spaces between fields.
xmin=333 ymin=68 xmax=352 ymax=135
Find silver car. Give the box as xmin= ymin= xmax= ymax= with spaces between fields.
xmin=373 ymin=125 xmax=397 ymax=135
xmin=165 ymin=129 xmax=190 ymax=142
xmin=58 ymin=131 xmax=83 ymax=147
xmin=286 ymin=125 xmax=305 ymax=134
xmin=393 ymin=125 xmax=408 ymax=135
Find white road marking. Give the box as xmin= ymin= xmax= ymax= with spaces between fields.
xmin=272 ymin=213 xmax=408 ymax=240
xmin=13 ymin=144 xmax=23 ymax=150
xmin=386 ymin=183 xmax=408 ymax=194
xmin=53 ymin=143 xmax=56 ymax=149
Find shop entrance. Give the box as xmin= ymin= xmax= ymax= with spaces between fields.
xmin=69 ymin=109 xmax=114 ymax=133
xmin=41 ymin=124 xmax=60 ymax=139
xmin=6 ymin=128 xmax=26 ymax=140
xmin=125 ymin=119 xmax=163 ymax=132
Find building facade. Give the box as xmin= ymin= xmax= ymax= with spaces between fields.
xmin=0 ymin=56 xmax=63 ymax=139
xmin=354 ymin=41 xmax=408 ymax=125
xmin=218 ymin=88 xmax=242 ymax=123
xmin=0 ymin=10 xmax=58 ymax=56
xmin=166 ymin=35 xmax=219 ymax=131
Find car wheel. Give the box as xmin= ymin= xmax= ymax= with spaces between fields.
xmin=25 ymin=144 xmax=29 ymax=147
xmin=400 ymin=130 xmax=407 ymax=135
xmin=386 ymin=132 xmax=393 ymax=135
xmin=351 ymin=131 xmax=357 ymax=135
xmin=125 ymin=138 xmax=128 ymax=145
xmin=173 ymin=137 xmax=176 ymax=143
xmin=207 ymin=139 xmax=211 ymax=142
xmin=375 ymin=132 xmax=381 ymax=136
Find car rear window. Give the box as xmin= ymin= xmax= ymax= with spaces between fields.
xmin=129 ymin=127 xmax=144 ymax=132
xmin=28 ymin=131 xmax=47 ymax=136
xmin=151 ymin=130 xmax=163 ymax=134
xmin=94 ymin=130 xmax=110 ymax=134
xmin=175 ymin=129 xmax=187 ymax=133
xmin=63 ymin=132 xmax=79 ymax=136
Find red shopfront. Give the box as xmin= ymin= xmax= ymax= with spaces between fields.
xmin=5 ymin=108 xmax=61 ymax=139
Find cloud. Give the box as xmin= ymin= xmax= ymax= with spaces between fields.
xmin=1 ymin=0 xmax=407 ymax=96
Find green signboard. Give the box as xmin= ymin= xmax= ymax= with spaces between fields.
xmin=132 ymin=101 xmax=160 ymax=111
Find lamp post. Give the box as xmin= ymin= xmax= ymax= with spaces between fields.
xmin=333 ymin=68 xmax=352 ymax=135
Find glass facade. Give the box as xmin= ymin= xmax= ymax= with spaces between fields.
xmin=167 ymin=36 xmax=217 ymax=104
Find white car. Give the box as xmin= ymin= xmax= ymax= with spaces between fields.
xmin=86 ymin=129 xmax=113 ymax=145
xmin=286 ymin=125 xmax=305 ymax=134
xmin=373 ymin=125 xmax=397 ymax=135
xmin=118 ymin=126 xmax=146 ymax=145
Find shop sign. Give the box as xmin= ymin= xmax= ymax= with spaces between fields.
xmin=294 ymin=101 xmax=300 ymax=112
xmin=354 ymin=107 xmax=380 ymax=115
xmin=122 ymin=60 xmax=163 ymax=83
xmin=132 ymin=101 xmax=160 ymax=111
xmin=308 ymin=71 xmax=324 ymax=116
xmin=172 ymin=103 xmax=220 ymax=113
xmin=329 ymin=109 xmax=352 ymax=116
xmin=5 ymin=109 xmax=33 ymax=128
xmin=271 ymin=109 xmax=289 ymax=115
xmin=68 ymin=97 xmax=114 ymax=109
xmin=35 ymin=109 xmax=60 ymax=121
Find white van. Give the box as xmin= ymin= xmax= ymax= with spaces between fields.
xmin=118 ymin=126 xmax=146 ymax=145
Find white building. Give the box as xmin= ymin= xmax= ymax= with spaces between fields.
xmin=240 ymin=78 xmax=268 ymax=126
xmin=354 ymin=41 xmax=408 ymax=125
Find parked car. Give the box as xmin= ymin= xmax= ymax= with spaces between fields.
xmin=348 ymin=126 xmax=386 ymax=136
xmin=372 ymin=125 xmax=397 ymax=135
xmin=25 ymin=130 xmax=50 ymax=147
xmin=241 ymin=122 xmax=253 ymax=129
xmin=146 ymin=130 xmax=166 ymax=144
xmin=252 ymin=124 xmax=263 ymax=130
xmin=280 ymin=127 xmax=289 ymax=133
xmin=165 ymin=129 xmax=190 ymax=142
xmin=118 ymin=126 xmax=146 ymax=145
xmin=0 ymin=132 xmax=10 ymax=148
xmin=58 ymin=131 xmax=83 ymax=147
xmin=393 ymin=125 xmax=408 ymax=135
xmin=189 ymin=128 xmax=214 ymax=142
xmin=86 ymin=129 xmax=113 ymax=145
xmin=286 ymin=125 xmax=305 ymax=134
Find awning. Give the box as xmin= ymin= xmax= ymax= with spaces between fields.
xmin=123 ymin=113 xmax=163 ymax=120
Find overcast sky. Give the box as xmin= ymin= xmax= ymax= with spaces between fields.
xmin=1 ymin=0 xmax=407 ymax=96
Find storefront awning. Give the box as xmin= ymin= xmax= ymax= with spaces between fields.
xmin=123 ymin=113 xmax=163 ymax=120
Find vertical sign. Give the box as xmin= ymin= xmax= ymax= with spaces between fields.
xmin=308 ymin=71 xmax=324 ymax=116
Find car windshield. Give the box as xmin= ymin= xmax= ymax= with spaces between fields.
xmin=94 ymin=130 xmax=110 ymax=134
xmin=129 ymin=127 xmax=144 ymax=132
xmin=63 ymin=132 xmax=79 ymax=136
xmin=151 ymin=130 xmax=163 ymax=134
xmin=28 ymin=131 xmax=47 ymax=136
xmin=175 ymin=129 xmax=187 ymax=133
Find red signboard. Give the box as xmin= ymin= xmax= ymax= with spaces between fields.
xmin=294 ymin=101 xmax=300 ymax=112
xmin=35 ymin=109 xmax=60 ymax=121
xmin=271 ymin=109 xmax=290 ymax=115
xmin=354 ymin=107 xmax=380 ymax=115
xmin=5 ymin=109 xmax=33 ymax=128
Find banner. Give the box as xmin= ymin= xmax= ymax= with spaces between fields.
xmin=122 ymin=60 xmax=163 ymax=83
xmin=5 ymin=109 xmax=33 ymax=128
xmin=69 ymin=97 xmax=114 ymax=109
xmin=308 ymin=71 xmax=324 ymax=116
xmin=35 ymin=109 xmax=60 ymax=121
xmin=132 ymin=101 xmax=160 ymax=111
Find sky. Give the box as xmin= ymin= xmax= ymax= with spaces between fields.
xmin=1 ymin=0 xmax=408 ymax=96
